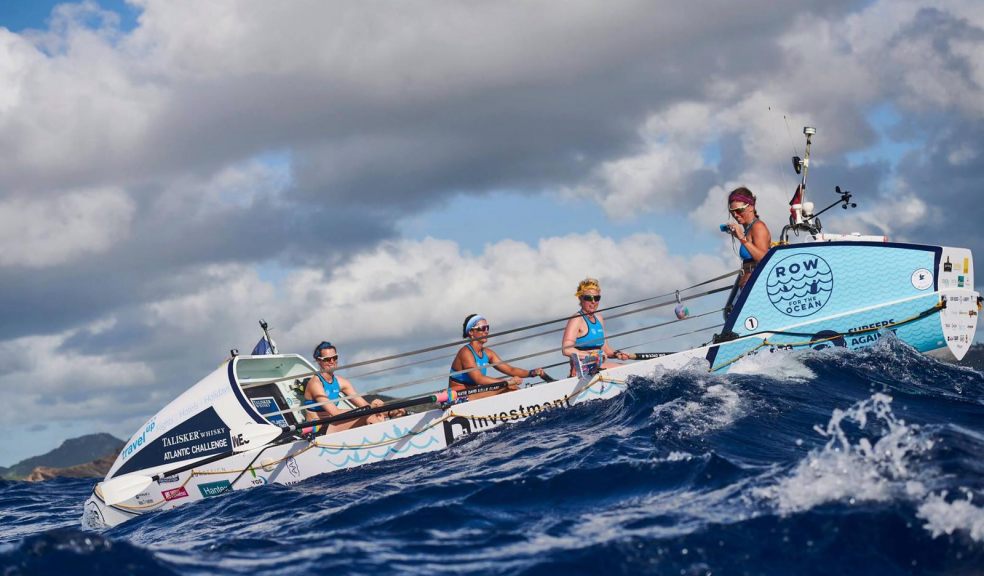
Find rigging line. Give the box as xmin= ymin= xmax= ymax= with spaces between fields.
xmin=243 ymin=279 xmax=738 ymax=392
xmin=360 ymin=308 xmax=723 ymax=397
xmin=604 ymin=284 xmax=732 ymax=321
xmin=783 ymin=114 xmax=800 ymax=157
xmin=769 ymin=107 xmax=793 ymax=193
xmin=328 ymin=270 xmax=741 ymax=373
xmin=618 ymin=321 xmax=724 ymax=351
xmin=348 ymin=279 xmax=737 ymax=381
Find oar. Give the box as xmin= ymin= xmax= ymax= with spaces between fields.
xmin=627 ymin=352 xmax=673 ymax=360
xmin=98 ymin=422 xmax=284 ymax=506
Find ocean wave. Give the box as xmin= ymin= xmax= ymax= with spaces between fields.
xmin=2 ymin=344 xmax=983 ymax=574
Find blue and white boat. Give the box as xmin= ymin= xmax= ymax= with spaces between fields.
xmin=82 ymin=129 xmax=980 ymax=529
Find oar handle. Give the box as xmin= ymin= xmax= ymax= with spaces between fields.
xmin=631 ymin=352 xmax=672 ymax=360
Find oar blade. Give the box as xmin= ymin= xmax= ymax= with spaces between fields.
xmin=98 ymin=474 xmax=153 ymax=506
xmin=231 ymin=423 xmax=283 ymax=453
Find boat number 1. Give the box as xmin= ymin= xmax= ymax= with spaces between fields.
xmin=744 ymin=317 xmax=759 ymax=331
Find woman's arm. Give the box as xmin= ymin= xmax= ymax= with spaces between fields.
xmin=487 ymin=349 xmax=541 ymax=380
xmin=453 ymin=347 xmax=513 ymax=386
xmin=741 ymin=220 xmax=772 ymax=262
xmin=561 ymin=317 xmax=584 ymax=357
xmin=598 ymin=317 xmax=629 ymax=360
xmin=337 ymin=376 xmax=373 ymax=408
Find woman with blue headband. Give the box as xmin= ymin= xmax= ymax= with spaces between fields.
xmin=450 ymin=314 xmax=546 ymax=400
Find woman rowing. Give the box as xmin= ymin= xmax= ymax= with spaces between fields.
xmin=450 ymin=314 xmax=546 ymax=400
xmin=561 ymin=278 xmax=631 ymax=376
xmin=302 ymin=341 xmax=402 ymax=433
xmin=723 ymin=187 xmax=772 ymax=287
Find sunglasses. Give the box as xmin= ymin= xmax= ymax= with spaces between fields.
xmin=317 ymin=355 xmax=338 ymax=362
xmin=729 ymin=204 xmax=750 ymax=214
xmin=580 ymin=295 xmax=601 ymax=302
xmin=471 ymin=325 xmax=490 ymax=333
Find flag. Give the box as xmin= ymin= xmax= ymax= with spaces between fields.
xmin=252 ymin=335 xmax=277 ymax=355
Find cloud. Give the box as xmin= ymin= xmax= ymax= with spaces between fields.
xmin=0 ymin=187 xmax=135 ymax=267
xmin=0 ymin=0 xmax=983 ymax=457
xmin=0 ymin=232 xmax=730 ymax=445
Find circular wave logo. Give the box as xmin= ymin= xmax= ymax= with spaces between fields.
xmin=766 ymin=253 xmax=834 ymax=317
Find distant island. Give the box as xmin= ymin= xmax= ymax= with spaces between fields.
xmin=0 ymin=433 xmax=122 ymax=482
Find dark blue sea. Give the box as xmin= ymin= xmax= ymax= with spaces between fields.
xmin=3 ymin=339 xmax=984 ymax=575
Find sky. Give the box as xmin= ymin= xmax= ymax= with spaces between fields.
xmin=1 ymin=0 xmax=982 ymax=466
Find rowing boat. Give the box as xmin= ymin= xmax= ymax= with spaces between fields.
xmin=81 ymin=129 xmax=981 ymax=529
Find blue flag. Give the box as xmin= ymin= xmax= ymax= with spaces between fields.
xmin=251 ymin=335 xmax=276 ymax=355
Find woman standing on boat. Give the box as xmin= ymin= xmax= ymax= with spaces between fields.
xmin=561 ymin=278 xmax=630 ymax=376
xmin=450 ymin=314 xmax=545 ymax=400
xmin=303 ymin=341 xmax=396 ymax=432
xmin=724 ymin=187 xmax=772 ymax=287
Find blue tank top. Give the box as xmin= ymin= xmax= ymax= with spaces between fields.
xmin=574 ymin=312 xmax=605 ymax=351
xmin=739 ymin=219 xmax=759 ymax=261
xmin=449 ymin=345 xmax=489 ymax=386
xmin=303 ymin=373 xmax=341 ymax=412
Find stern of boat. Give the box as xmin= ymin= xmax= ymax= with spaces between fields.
xmin=709 ymin=241 xmax=980 ymax=371
xmin=929 ymin=246 xmax=979 ymax=362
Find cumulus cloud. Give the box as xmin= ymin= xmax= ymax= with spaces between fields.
xmin=0 ymin=187 xmax=135 ymax=267
xmin=285 ymin=233 xmax=730 ymax=364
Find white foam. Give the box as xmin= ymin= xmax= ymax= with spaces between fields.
xmin=652 ymin=382 xmax=744 ymax=437
xmin=759 ymin=393 xmax=931 ymax=514
xmin=662 ymin=451 xmax=694 ymax=462
xmin=727 ymin=347 xmax=816 ymax=380
xmin=917 ymin=491 xmax=984 ymax=542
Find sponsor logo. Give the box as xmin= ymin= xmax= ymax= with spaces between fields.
xmin=251 ymin=396 xmax=289 ymax=427
xmin=121 ymin=420 xmax=157 ymax=461
xmin=911 ymin=268 xmax=933 ymax=290
xmin=162 ymin=487 xmax=189 ymax=501
xmin=766 ymin=253 xmax=833 ymax=317
xmin=197 ymin=480 xmax=232 ymax=498
xmin=158 ymin=475 xmax=180 ymax=484
xmin=134 ymin=490 xmax=156 ymax=505
xmin=845 ymin=319 xmax=896 ymax=347
xmin=443 ymin=398 xmax=573 ymax=443
xmin=231 ymin=432 xmax=250 ymax=450
xmin=286 ymin=457 xmax=300 ymax=478
xmin=162 ymin=426 xmax=229 ymax=463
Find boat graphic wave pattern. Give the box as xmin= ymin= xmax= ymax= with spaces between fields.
xmin=316 ymin=431 xmax=442 ymax=468
xmin=766 ymin=252 xmax=834 ymax=317
xmin=3 ymin=340 xmax=984 ymax=576
xmin=767 ymin=282 xmax=835 ymax=303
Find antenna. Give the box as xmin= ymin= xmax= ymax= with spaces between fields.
xmin=800 ymin=126 xmax=816 ymax=206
